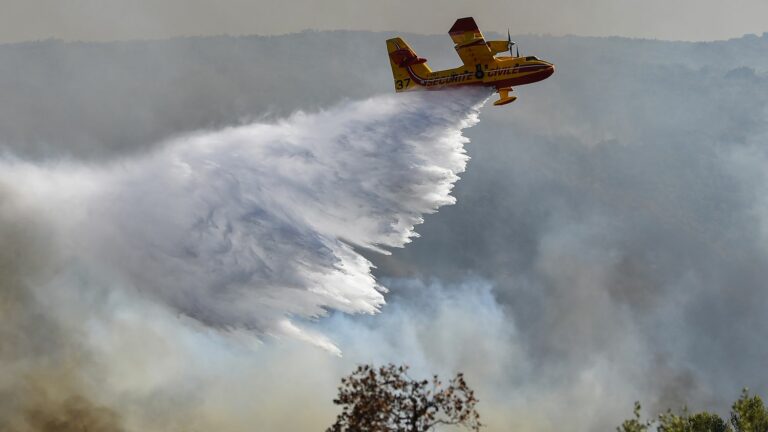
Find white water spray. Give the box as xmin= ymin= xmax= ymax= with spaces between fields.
xmin=0 ymin=89 xmax=488 ymax=351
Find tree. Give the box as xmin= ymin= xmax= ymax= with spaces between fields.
xmin=617 ymin=402 xmax=651 ymax=432
xmin=618 ymin=389 xmax=768 ymax=432
xmin=327 ymin=364 xmax=482 ymax=432
xmin=657 ymin=409 xmax=729 ymax=432
xmin=731 ymin=389 xmax=768 ymax=432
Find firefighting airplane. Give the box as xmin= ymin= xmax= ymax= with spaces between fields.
xmin=386 ymin=17 xmax=555 ymax=106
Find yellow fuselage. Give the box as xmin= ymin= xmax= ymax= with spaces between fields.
xmin=406 ymin=55 xmax=555 ymax=91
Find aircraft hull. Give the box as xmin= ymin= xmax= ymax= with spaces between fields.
xmin=402 ymin=63 xmax=554 ymax=91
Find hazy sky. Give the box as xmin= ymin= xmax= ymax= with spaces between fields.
xmin=1 ymin=0 xmax=767 ymax=43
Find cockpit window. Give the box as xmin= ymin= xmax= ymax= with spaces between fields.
xmin=525 ymin=56 xmax=539 ymax=61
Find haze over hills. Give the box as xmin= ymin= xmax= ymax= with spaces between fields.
xmin=1 ymin=31 xmax=766 ymax=158
xmin=1 ymin=31 xmax=767 ymax=431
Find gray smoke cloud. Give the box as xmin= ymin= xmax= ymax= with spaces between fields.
xmin=370 ymin=32 xmax=768 ymax=429
xmin=1 ymin=32 xmax=768 ymax=431
xmin=0 ymin=185 xmax=127 ymax=431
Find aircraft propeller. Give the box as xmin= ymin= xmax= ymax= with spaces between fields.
xmin=507 ymin=29 xmax=520 ymax=57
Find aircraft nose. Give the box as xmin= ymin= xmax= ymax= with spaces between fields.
xmin=542 ymin=63 xmax=555 ymax=79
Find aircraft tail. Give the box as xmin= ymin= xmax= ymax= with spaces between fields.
xmin=386 ymin=37 xmax=432 ymax=92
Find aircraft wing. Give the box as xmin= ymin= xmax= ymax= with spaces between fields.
xmin=449 ymin=17 xmax=495 ymax=67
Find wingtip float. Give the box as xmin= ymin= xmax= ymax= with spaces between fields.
xmin=386 ymin=17 xmax=555 ymax=106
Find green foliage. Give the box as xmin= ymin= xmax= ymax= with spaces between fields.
xmin=686 ymin=412 xmax=730 ymax=432
xmin=617 ymin=402 xmax=650 ymax=432
xmin=731 ymin=389 xmax=768 ymax=432
xmin=619 ymin=389 xmax=768 ymax=432
xmin=327 ymin=363 xmax=482 ymax=432
xmin=657 ymin=409 xmax=729 ymax=432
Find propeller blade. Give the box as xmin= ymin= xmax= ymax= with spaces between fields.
xmin=507 ymin=29 xmax=513 ymax=56
xmin=516 ymin=44 xmax=520 ymax=57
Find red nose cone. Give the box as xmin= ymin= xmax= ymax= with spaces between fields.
xmin=545 ymin=64 xmax=555 ymax=78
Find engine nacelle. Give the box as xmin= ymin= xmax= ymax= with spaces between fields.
xmin=486 ymin=40 xmax=511 ymax=56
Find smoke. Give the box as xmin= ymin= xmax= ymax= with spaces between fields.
xmin=371 ymin=40 xmax=768 ymax=430
xmin=0 ymin=186 xmax=124 ymax=430
xmin=3 ymin=32 xmax=768 ymax=432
